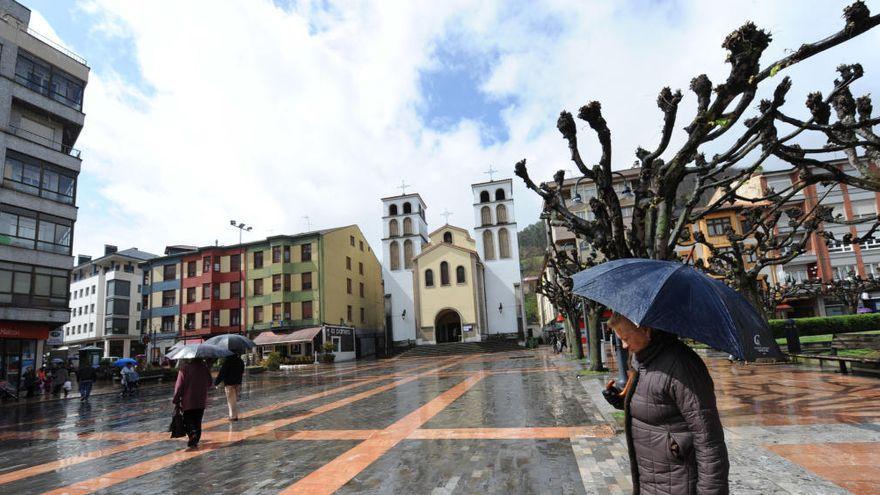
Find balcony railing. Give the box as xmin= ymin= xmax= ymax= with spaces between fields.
xmin=25 ymin=26 xmax=87 ymax=66
xmin=7 ymin=123 xmax=82 ymax=158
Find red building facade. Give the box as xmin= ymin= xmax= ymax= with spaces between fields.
xmin=179 ymin=246 xmax=246 ymax=341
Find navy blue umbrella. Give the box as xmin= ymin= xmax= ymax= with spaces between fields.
xmin=572 ymin=258 xmax=782 ymax=361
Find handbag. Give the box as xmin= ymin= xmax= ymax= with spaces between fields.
xmin=169 ymin=408 xmax=186 ymax=438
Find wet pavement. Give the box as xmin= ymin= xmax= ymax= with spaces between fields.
xmin=0 ymin=349 xmax=877 ymax=494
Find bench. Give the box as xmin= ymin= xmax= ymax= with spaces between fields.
xmin=790 ymin=334 xmax=880 ymax=373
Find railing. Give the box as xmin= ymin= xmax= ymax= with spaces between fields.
xmin=25 ymin=26 xmax=87 ymax=66
xmin=7 ymin=123 xmax=81 ymax=158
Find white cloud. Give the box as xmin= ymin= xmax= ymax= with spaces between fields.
xmin=41 ymin=0 xmax=880 ymax=258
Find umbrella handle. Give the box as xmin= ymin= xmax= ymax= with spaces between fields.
xmin=618 ymin=370 xmax=636 ymax=398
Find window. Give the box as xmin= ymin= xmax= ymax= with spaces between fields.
xmin=389 ymin=219 xmax=399 ymax=236
xmin=283 ymin=245 xmax=291 ymax=262
xmin=253 ymin=251 xmax=264 ymax=269
xmin=231 ymin=281 xmax=241 ymax=299
xmin=105 ymin=318 xmax=129 ymax=335
xmin=202 ymin=283 xmax=211 ymax=300
xmin=211 ymin=309 xmax=221 ymax=326
xmin=346 ymin=256 xmax=352 ymax=270
xmin=201 ymin=310 xmax=210 ymax=327
xmin=273 ymin=274 xmax=282 ymax=292
xmin=403 ymin=217 xmax=413 ymax=234
xmin=161 ymin=316 xmax=175 ymax=332
xmin=185 ymin=313 xmax=195 ymax=330
xmin=481 ymin=206 xmax=492 ymax=226
xmin=106 ymin=279 xmax=130 ymax=297
xmin=499 ymin=228 xmax=511 ymax=259
xmin=359 ymin=262 xmax=364 ymax=275
xmin=359 ymin=240 xmax=364 ymax=252
xmin=706 ymin=217 xmax=733 ymax=237
xmin=302 ymin=272 xmax=312 ymax=290
xmin=360 ymin=307 xmax=365 ymax=323
xmin=404 ymin=240 xmax=414 ymax=269
xmin=162 ymin=290 xmax=175 ymax=307
xmin=214 ymin=260 xmax=220 ymax=272
xmin=496 ymin=204 xmax=508 ymax=223
xmin=253 ymin=306 xmax=264 ymax=323
xmin=106 ymin=297 xmax=128 ymax=315
xmin=254 ymin=278 xmax=264 ymax=296
xmin=347 ymin=278 xmax=352 ymax=294
xmin=302 ymin=300 xmax=313 ymax=319
xmin=347 ymin=305 xmax=353 ymax=322
xmin=495 ymin=189 xmax=505 ymax=201
xmin=425 ymin=269 xmax=434 ymax=287
xmin=284 ymin=273 xmax=291 ymax=291
xmin=403 ymin=202 xmax=412 ymax=214
xmin=163 ymin=264 xmax=176 ymax=281
xmin=480 ymin=191 xmax=490 ymax=203
xmin=456 ymin=266 xmax=466 ymax=284
xmin=91 ymin=303 xmax=95 ymax=313
xmin=851 ymin=199 xmax=877 ymax=219
xmin=439 ymin=262 xmax=450 ymax=286
xmin=272 ymin=246 xmax=281 ymax=263
xmin=0 ymin=205 xmax=72 ymax=254
xmin=273 ymin=303 xmax=282 ymax=321
xmin=389 ymin=204 xmax=398 ymax=216
xmin=389 ymin=241 xmax=400 ymax=270
xmin=230 ymin=308 xmax=241 ymax=326
xmin=301 ymin=244 xmax=311 ymax=261
xmin=350 ymin=235 xmax=356 ymax=246
xmin=483 ymin=230 xmax=496 ymax=260
xmin=186 ymin=261 xmax=196 ymax=277
xmin=283 ymin=302 xmax=291 ymax=319
xmin=15 ymin=51 xmax=85 ymax=110
xmin=230 ymin=254 xmax=241 ymax=271
xmin=186 ymin=287 xmax=196 ymax=303
xmin=359 ymin=282 xmax=364 ymax=298
xmin=203 ymin=256 xmax=211 ymax=272
xmin=213 ymin=283 xmax=220 ymax=299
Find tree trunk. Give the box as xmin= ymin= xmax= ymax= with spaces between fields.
xmin=563 ymin=313 xmax=584 ymax=360
xmin=587 ymin=307 xmax=606 ymax=371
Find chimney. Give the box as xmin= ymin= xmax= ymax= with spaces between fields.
xmin=104 ymin=245 xmax=118 ymax=255
xmin=76 ymin=255 xmax=92 ymax=266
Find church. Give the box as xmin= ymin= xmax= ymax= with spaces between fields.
xmin=381 ymin=178 xmax=524 ymax=347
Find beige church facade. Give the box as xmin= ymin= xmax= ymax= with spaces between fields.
xmin=412 ymin=226 xmax=489 ymax=344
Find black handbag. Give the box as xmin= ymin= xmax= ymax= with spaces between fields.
xmin=169 ymin=408 xmax=186 ymax=438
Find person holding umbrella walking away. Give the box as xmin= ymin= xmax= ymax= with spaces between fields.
xmin=214 ymin=352 xmax=244 ymax=421
xmin=77 ymin=362 xmax=96 ymax=401
xmin=172 ymin=357 xmax=213 ymax=449
xmin=573 ymin=259 xmax=782 ymax=495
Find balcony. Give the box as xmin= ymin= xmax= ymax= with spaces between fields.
xmin=25 ymin=27 xmax=87 ymax=67
xmin=8 ymin=123 xmax=81 ymax=159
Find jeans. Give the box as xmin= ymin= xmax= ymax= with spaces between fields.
xmin=79 ymin=380 xmax=93 ymax=400
xmin=183 ymin=408 xmax=205 ymax=447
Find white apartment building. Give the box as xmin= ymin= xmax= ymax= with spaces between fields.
xmin=63 ymin=246 xmax=157 ymax=358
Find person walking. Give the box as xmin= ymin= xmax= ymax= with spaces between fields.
xmin=22 ymin=367 xmax=36 ymax=398
xmin=214 ymin=353 xmax=244 ymax=421
xmin=120 ymin=363 xmax=139 ymax=397
xmin=603 ymin=312 xmax=729 ymax=495
xmin=77 ymin=363 xmax=96 ymax=401
xmin=52 ymin=365 xmax=69 ymax=398
xmin=172 ymin=358 xmax=213 ymax=449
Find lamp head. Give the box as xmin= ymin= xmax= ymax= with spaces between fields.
xmin=498 ymin=302 xmax=503 ymax=313
xmin=230 ymin=220 xmax=236 ymax=226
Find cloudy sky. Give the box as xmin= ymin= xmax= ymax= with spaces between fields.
xmin=23 ymin=0 xmax=880 ymax=259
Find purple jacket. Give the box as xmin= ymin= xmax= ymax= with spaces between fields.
xmin=173 ymin=362 xmax=213 ymax=411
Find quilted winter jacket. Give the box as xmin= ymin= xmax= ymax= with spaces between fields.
xmin=623 ymin=334 xmax=729 ymax=495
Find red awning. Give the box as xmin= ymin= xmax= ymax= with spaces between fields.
xmin=0 ymin=322 xmax=50 ymax=340
xmin=254 ymin=327 xmax=322 ymax=346
xmin=775 ymin=303 xmax=794 ymax=311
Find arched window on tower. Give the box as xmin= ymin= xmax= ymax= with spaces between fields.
xmin=389 ymin=204 xmax=398 ymax=216
xmin=403 ymin=217 xmax=413 ymax=235
xmin=480 ymin=206 xmax=492 ymax=226
xmin=499 ymin=228 xmax=511 ymax=259
xmin=403 ymin=202 xmax=412 ymax=214
xmin=480 ymin=191 xmax=490 ymax=203
xmin=403 ymin=239 xmax=414 ymax=269
xmin=496 ymin=204 xmax=507 ymax=224
xmin=495 ymin=189 xmax=506 ymax=201
xmin=389 ymin=219 xmax=399 ymax=237
xmin=456 ymin=266 xmax=465 ymax=284
xmin=483 ymin=230 xmax=496 ymax=260
xmin=389 ymin=241 xmax=400 ymax=270
xmin=425 ymin=269 xmax=434 ymax=287
xmin=443 ymin=231 xmax=453 ymax=244
xmin=440 ymin=261 xmax=450 ymax=285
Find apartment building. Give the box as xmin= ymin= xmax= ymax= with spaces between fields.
xmin=63 ymin=246 xmax=157 ymax=358
xmin=0 ymin=1 xmax=88 ymax=389
xmin=139 ymin=245 xmax=192 ymax=360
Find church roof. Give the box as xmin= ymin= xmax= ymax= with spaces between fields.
xmin=413 ymin=240 xmax=481 ymax=263
xmin=471 ymin=177 xmax=512 ymax=188
xmin=427 ymin=224 xmax=474 ymax=241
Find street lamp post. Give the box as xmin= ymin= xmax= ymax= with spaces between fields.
xmin=230 ymin=220 xmax=252 ymax=361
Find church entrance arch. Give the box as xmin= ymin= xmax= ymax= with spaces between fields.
xmin=434 ymin=309 xmax=462 ymax=344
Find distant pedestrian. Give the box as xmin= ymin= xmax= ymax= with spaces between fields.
xmin=77 ymin=363 xmax=96 ymax=401
xmin=214 ymin=353 xmax=244 ymax=421
xmin=22 ymin=367 xmax=36 ymax=398
xmin=53 ymin=365 xmax=69 ymax=397
xmin=38 ymin=367 xmax=49 ymax=394
xmin=120 ymin=363 xmax=139 ymax=397
xmin=172 ymin=358 xmax=213 ymax=449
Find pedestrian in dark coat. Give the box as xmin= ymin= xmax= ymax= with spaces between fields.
xmin=77 ymin=364 xmax=96 ymax=401
xmin=22 ymin=367 xmax=36 ymax=398
xmin=172 ymin=359 xmax=213 ymax=448
xmin=214 ymin=353 xmax=245 ymax=421
xmin=604 ymin=312 xmax=729 ymax=495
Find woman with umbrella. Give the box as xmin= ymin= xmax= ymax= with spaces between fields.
xmin=574 ymin=259 xmax=782 ymax=495
xmin=205 ymin=334 xmax=253 ymax=422
xmin=169 ymin=343 xmax=232 ymax=449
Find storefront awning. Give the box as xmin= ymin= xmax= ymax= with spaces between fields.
xmin=254 ymin=327 xmax=322 ymax=346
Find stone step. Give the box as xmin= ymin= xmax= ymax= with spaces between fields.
xmin=398 ymin=340 xmax=523 ymax=358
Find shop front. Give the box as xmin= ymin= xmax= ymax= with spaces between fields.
xmin=0 ymin=322 xmax=48 ymax=391
xmin=254 ymin=327 xmax=321 ymax=358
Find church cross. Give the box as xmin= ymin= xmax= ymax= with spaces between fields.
xmin=302 ymin=216 xmax=311 ymax=231
xmin=397 ymin=180 xmax=411 ymax=196
xmin=484 ymin=166 xmax=498 ymax=182
xmin=440 ymin=209 xmax=453 ymax=224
